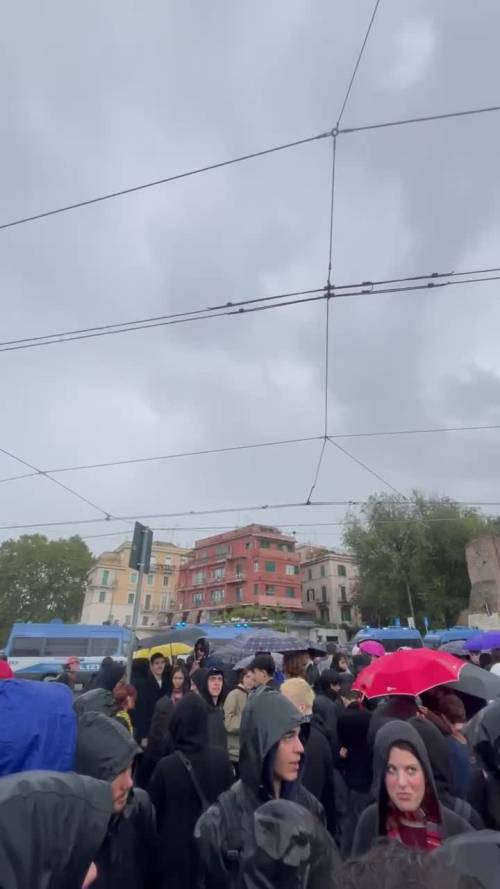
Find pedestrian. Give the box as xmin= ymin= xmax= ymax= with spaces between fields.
xmin=135 ymin=694 xmax=175 ymax=789
xmin=75 ymin=711 xmax=157 ymax=889
xmin=352 ymin=720 xmax=472 ymax=855
xmin=410 ymin=717 xmax=483 ymax=828
xmin=87 ymin=656 xmax=115 ymax=690
xmin=337 ymin=686 xmax=373 ymax=857
xmin=332 ymin=841 xmax=480 ymax=889
xmin=429 ymin=694 xmax=471 ymax=799
xmin=281 ymin=677 xmax=337 ymax=838
xmin=224 ymin=667 xmax=254 ymax=775
xmin=187 ymin=637 xmax=210 ymax=674
xmin=148 ymin=693 xmax=234 ymax=889
xmin=489 ymin=648 xmax=500 ymax=676
xmin=248 ymin=653 xmax=278 ymax=690
xmin=114 ymin=683 xmax=137 ymax=733
xmin=315 ymin=669 xmax=342 ymax=753
xmin=195 ymin=688 xmax=339 ymax=889
xmin=331 ymin=652 xmax=352 ymax=676
xmin=132 ymin=652 xmax=170 ymax=748
xmin=283 ymin=651 xmax=309 ymax=680
xmin=74 ymin=661 xmax=126 ymax=718
xmin=305 ymin=650 xmax=320 ymax=688
xmin=55 ymin=655 xmax=80 ymax=690
xmin=170 ymin=664 xmax=190 ymax=704
xmin=0 ymin=770 xmax=113 ymax=889
xmin=472 ymin=699 xmax=500 ymax=829
xmin=191 ymin=666 xmax=227 ymax=749
xmin=0 ymin=678 xmax=76 ymax=776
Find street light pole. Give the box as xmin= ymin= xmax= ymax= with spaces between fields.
xmin=127 ymin=527 xmax=150 ymax=679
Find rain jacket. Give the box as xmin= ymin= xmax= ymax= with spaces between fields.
xmin=435 ymin=829 xmax=500 ymax=889
xmin=352 ymin=720 xmax=472 ymax=856
xmin=471 ymin=700 xmax=500 ymax=829
xmin=195 ymin=689 xmax=340 ymax=889
xmin=224 ymin=684 xmax=249 ymax=761
xmin=0 ymin=769 xmax=112 ymax=889
xmin=149 ymin=693 xmax=234 ymax=889
xmin=191 ymin=668 xmax=227 ymax=749
xmin=74 ymin=687 xmax=117 ymax=718
xmin=0 ymin=678 xmax=76 ymax=776
xmin=75 ymin=712 xmax=157 ymax=889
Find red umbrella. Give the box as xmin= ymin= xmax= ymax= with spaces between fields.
xmin=352 ymin=648 xmax=464 ymax=699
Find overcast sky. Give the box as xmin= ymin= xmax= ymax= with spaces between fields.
xmin=1 ymin=0 xmax=500 ymax=556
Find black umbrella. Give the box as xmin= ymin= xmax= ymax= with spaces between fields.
xmin=136 ymin=626 xmax=204 ymax=649
xmin=447 ymin=662 xmax=500 ymax=700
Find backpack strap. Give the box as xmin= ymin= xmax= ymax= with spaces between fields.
xmin=218 ymin=789 xmax=243 ymax=889
xmin=175 ymin=750 xmax=210 ymax=812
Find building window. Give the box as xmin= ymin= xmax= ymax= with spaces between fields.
xmin=286 ymin=587 xmax=295 ymax=598
xmin=306 ymin=588 xmax=315 ymax=602
xmin=213 ymin=566 xmax=225 ymax=580
xmin=144 ymin=594 xmax=151 ymax=611
xmin=253 ymin=584 xmax=259 ymax=595
xmin=341 ymin=605 xmax=352 ymax=622
xmin=321 ymin=585 xmax=327 ymax=603
xmin=235 ymin=586 xmax=243 ymax=602
xmin=253 ymin=560 xmax=259 ymax=572
xmin=339 ymin=585 xmax=347 ymax=602
xmin=128 ymin=593 xmax=134 ymax=605
xmin=320 ymin=565 xmax=326 ymax=578
xmin=129 ymin=572 xmax=138 ymax=584
xmin=285 ymin=564 xmax=295 ymax=576
xmin=165 ymin=556 xmax=172 ymax=565
xmin=99 ymin=590 xmax=106 ymax=603
xmin=143 ymin=616 xmax=149 ymax=626
xmin=161 ymin=595 xmax=167 ymax=610
xmin=308 ymin=568 xmax=312 ymax=581
xmin=101 ymin=569 xmax=110 ymax=585
xmin=265 ymin=585 xmax=275 ymax=595
xmin=260 ymin=539 xmax=271 ymax=548
xmin=264 ymin=561 xmax=276 ymax=572
xmin=320 ymin=606 xmax=330 ymax=623
xmin=235 ymin=564 xmax=244 ymax=578
xmin=245 ymin=541 xmax=252 ymax=550
xmin=192 ymin=592 xmax=204 ymax=606
xmin=215 ymin=544 xmax=230 ymax=558
xmin=193 ymin=571 xmax=204 ymax=585
xmin=163 ymin=575 xmax=169 ymax=587
xmin=147 ymin=574 xmax=154 ymax=586
xmin=125 ymin=615 xmax=131 ymax=625
xmin=338 ymin=564 xmax=347 ymax=577
xmin=211 ymin=589 xmax=224 ymax=603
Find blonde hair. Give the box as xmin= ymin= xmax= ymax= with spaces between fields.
xmin=281 ymin=677 xmax=315 ymax=714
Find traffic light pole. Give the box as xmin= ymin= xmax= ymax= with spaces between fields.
xmin=127 ymin=527 xmax=150 ymax=679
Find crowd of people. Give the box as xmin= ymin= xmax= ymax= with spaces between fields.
xmin=1 ymin=638 xmax=500 ymax=888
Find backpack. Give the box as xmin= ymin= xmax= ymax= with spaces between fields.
xmin=218 ymin=789 xmax=243 ymax=889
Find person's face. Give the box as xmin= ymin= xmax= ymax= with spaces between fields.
xmin=385 ymin=746 xmax=426 ymax=813
xmin=470 ymin=652 xmax=480 ymax=665
xmin=273 ymin=727 xmax=304 ymax=784
xmin=195 ymin=646 xmax=205 ymax=661
xmin=208 ymin=674 xmax=223 ymax=699
xmin=242 ymin=671 xmax=255 ymax=691
xmin=151 ymin=657 xmax=166 ymax=678
xmin=338 ymin=657 xmax=348 ymax=671
xmin=111 ymin=766 xmax=133 ymax=814
xmin=126 ymin=695 xmax=135 ymax=711
xmin=172 ymin=670 xmax=185 ymax=689
xmin=69 ymin=660 xmax=79 ymax=673
xmin=331 ymin=682 xmax=341 ymax=695
xmin=251 ymin=668 xmax=268 ymax=687
xmin=82 ymin=863 xmax=97 ymax=889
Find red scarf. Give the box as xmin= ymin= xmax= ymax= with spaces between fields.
xmin=385 ymin=793 xmax=442 ymax=852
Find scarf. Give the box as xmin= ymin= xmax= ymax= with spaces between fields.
xmin=116 ymin=710 xmax=133 ymax=733
xmin=385 ymin=794 xmax=442 ymax=852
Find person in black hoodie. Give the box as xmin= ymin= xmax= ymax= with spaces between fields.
xmin=337 ymin=689 xmax=373 ymax=857
xmin=281 ymin=678 xmax=337 ymax=838
xmin=148 ymin=692 xmax=234 ymax=889
xmin=74 ymin=662 xmax=126 ymax=719
xmin=135 ymin=694 xmax=175 ymax=790
xmin=75 ymin=711 xmax=157 ymax=889
xmin=191 ymin=666 xmax=227 ymax=749
xmin=352 ymin=720 xmax=472 ymax=856
xmin=471 ymin=699 xmax=500 ymax=829
xmin=315 ymin=669 xmax=342 ymax=755
xmin=0 ymin=770 xmax=113 ymax=889
xmin=195 ymin=689 xmax=340 ymax=889
xmin=132 ymin=653 xmax=171 ymax=748
xmin=409 ymin=717 xmax=483 ymax=829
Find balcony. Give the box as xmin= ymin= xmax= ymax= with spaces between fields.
xmin=226 ymin=572 xmax=246 ymax=583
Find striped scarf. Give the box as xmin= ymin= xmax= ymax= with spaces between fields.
xmin=385 ymin=796 xmax=442 ymax=852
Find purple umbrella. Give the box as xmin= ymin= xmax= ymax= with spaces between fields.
xmin=464 ymin=631 xmax=500 ymax=652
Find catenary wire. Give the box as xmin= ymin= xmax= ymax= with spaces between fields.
xmin=336 ymin=0 xmax=382 ymax=128
xmin=305 ymin=439 xmax=328 ymax=504
xmin=339 ymin=103 xmax=500 ymax=135
xmin=0 ymin=131 xmax=331 ymax=232
xmin=326 ymin=436 xmax=406 ymax=498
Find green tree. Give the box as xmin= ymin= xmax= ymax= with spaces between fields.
xmin=0 ymin=534 xmax=94 ymax=643
xmin=343 ymin=493 xmax=489 ymax=628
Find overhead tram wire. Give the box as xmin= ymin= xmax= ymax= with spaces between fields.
xmin=336 ymin=0 xmax=382 ymax=129
xmin=326 ymin=436 xmax=406 ymax=499
xmin=338 ymin=103 xmax=500 ymax=135
xmin=4 ymin=497 xmax=500 ymax=533
xmin=0 ymin=265 xmax=499 ymax=355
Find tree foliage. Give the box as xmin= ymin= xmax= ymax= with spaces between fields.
xmin=343 ymin=493 xmax=490 ymax=628
xmin=0 ymin=534 xmax=94 ymax=643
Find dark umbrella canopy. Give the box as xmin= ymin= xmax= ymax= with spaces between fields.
xmin=137 ymin=626 xmax=203 ymax=649
xmin=439 ymin=640 xmax=468 ymax=657
xmin=211 ymin=628 xmax=325 ymax=665
xmin=447 ymin=662 xmax=500 ymax=700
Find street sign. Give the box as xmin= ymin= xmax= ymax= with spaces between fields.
xmin=129 ymin=521 xmax=153 ymax=573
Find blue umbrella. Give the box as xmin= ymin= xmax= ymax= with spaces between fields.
xmin=464 ymin=631 xmax=500 ymax=652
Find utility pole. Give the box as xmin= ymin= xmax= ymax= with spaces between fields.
xmin=127 ymin=522 xmax=153 ymax=679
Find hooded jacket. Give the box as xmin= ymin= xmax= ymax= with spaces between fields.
xmin=196 ymin=690 xmax=334 ymax=889
xmin=224 ymin=684 xmax=249 ymax=761
xmin=0 ymin=770 xmax=112 ymax=889
xmin=191 ymin=668 xmax=227 ymax=749
xmin=0 ymin=678 xmax=76 ymax=776
xmin=409 ymin=717 xmax=483 ymax=828
xmin=75 ymin=712 xmax=157 ymax=889
xmin=471 ymin=700 xmax=500 ymax=829
xmin=74 ymin=687 xmax=118 ymax=719
xmin=149 ymin=693 xmax=234 ymax=889
xmin=352 ymin=720 xmax=472 ymax=856
xmin=301 ymin=707 xmax=337 ymax=838
xmin=337 ymin=702 xmax=372 ymax=792
xmin=132 ymin=667 xmax=170 ymax=744
xmin=135 ymin=695 xmax=175 ymax=789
